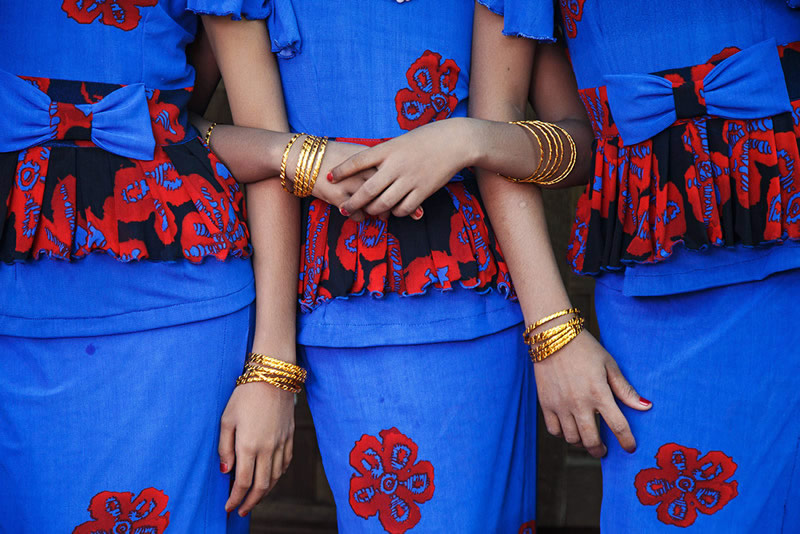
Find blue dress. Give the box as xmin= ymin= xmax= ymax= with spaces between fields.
xmin=0 ymin=1 xmax=257 ymax=532
xmin=498 ymin=1 xmax=800 ymax=531
xmin=264 ymin=1 xmax=534 ymax=532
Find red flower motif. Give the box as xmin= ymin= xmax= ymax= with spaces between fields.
xmin=634 ymin=443 xmax=738 ymax=528
xmin=395 ymin=50 xmax=461 ymax=131
xmin=349 ymin=428 xmax=435 ymax=534
xmin=559 ymin=0 xmax=586 ymax=39
xmin=72 ymin=488 xmax=170 ymax=534
xmin=518 ymin=520 xmax=536 ymax=533
xmin=61 ymin=0 xmax=158 ymax=31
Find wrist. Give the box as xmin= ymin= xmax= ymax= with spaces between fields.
xmin=458 ymin=117 xmax=485 ymax=168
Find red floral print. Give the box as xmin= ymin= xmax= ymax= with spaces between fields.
xmin=72 ymin=488 xmax=170 ymax=534
xmin=349 ymin=428 xmax=435 ymax=534
xmin=518 ymin=520 xmax=536 ymax=533
xmin=559 ymin=0 xmax=586 ymax=39
xmin=61 ymin=0 xmax=158 ymax=31
xmin=634 ymin=443 xmax=738 ymax=528
xmin=395 ymin=50 xmax=460 ymax=131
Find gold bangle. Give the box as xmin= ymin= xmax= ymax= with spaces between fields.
xmin=523 ymin=307 xmax=581 ymax=342
xmin=523 ymin=307 xmax=584 ymax=363
xmin=299 ymin=136 xmax=323 ymax=197
xmin=294 ymin=135 xmax=316 ymax=197
xmin=204 ymin=122 xmax=217 ymax=147
xmin=537 ymin=122 xmax=563 ymax=183
xmin=280 ymin=133 xmax=304 ymax=193
xmin=235 ymin=353 xmax=307 ymax=392
xmin=538 ymin=122 xmax=576 ymax=186
xmin=502 ymin=121 xmax=544 ymax=183
xmin=307 ymin=137 xmax=328 ymax=195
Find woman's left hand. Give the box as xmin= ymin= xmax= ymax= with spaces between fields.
xmin=218 ymin=381 xmax=295 ymax=516
xmin=330 ymin=118 xmax=478 ymax=221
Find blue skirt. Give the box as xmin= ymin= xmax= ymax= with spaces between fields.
xmin=300 ymin=323 xmax=536 ymax=533
xmin=0 ymin=306 xmax=252 ymax=533
xmin=595 ymin=269 xmax=800 ymax=532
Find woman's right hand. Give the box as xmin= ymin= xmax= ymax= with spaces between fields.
xmin=534 ymin=331 xmax=652 ymax=458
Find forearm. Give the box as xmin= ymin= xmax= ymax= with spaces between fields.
xmin=247 ymin=180 xmax=300 ymax=361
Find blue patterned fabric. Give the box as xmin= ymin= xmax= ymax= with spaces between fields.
xmin=300 ymin=324 xmax=536 ymax=533
xmin=0 ymin=0 xmax=254 ymax=331
xmin=552 ymin=0 xmax=800 ymax=296
xmin=0 ymin=305 xmax=252 ymax=533
xmin=594 ymin=270 xmax=800 ymax=531
xmin=604 ymin=39 xmax=792 ymax=146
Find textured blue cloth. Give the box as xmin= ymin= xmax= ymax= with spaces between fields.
xmin=604 ymin=39 xmax=792 ymax=146
xmin=0 ymin=305 xmax=252 ymax=533
xmin=274 ymin=0 xmax=522 ymax=344
xmin=553 ymin=0 xmax=800 ymax=296
xmin=0 ymin=71 xmax=156 ymax=159
xmin=0 ymin=0 xmax=254 ymax=330
xmin=300 ymin=324 xmax=536 ymax=533
xmin=594 ymin=270 xmax=800 ymax=531
xmin=475 ymin=0 xmax=555 ymax=40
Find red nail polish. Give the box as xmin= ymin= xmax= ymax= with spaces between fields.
xmin=220 ymin=462 xmax=228 ymax=473
xmin=327 ymin=172 xmax=333 ymax=182
xmin=639 ymin=397 xmax=652 ymax=406
xmin=414 ymin=208 xmax=424 ymax=218
xmin=339 ymin=208 xmax=350 ymax=217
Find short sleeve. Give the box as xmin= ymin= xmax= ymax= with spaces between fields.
xmin=476 ymin=0 xmax=555 ymax=41
xmin=186 ymin=0 xmax=271 ymax=20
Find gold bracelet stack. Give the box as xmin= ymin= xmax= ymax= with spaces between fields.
xmin=235 ymin=352 xmax=308 ymax=393
xmin=502 ymin=120 xmax=576 ymax=186
xmin=204 ymin=122 xmax=217 ymax=147
xmin=523 ymin=307 xmax=585 ymax=363
xmin=279 ymin=133 xmax=329 ymax=197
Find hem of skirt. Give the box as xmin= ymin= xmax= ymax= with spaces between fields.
xmin=299 ymin=280 xmax=516 ymax=314
xmin=1 ymin=246 xmax=253 ymax=266
xmin=474 ymin=0 xmax=556 ymax=42
xmin=572 ymin=236 xmax=798 ymax=276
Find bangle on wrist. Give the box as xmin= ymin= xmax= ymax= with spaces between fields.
xmin=523 ymin=307 xmax=584 ymax=363
xmin=236 ymin=352 xmax=307 ymax=393
xmin=203 ymin=122 xmax=217 ymax=147
xmin=500 ymin=120 xmax=577 ymax=186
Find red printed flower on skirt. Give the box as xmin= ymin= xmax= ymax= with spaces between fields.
xmin=62 ymin=0 xmax=158 ymax=31
xmin=73 ymin=488 xmax=170 ymax=534
xmin=634 ymin=443 xmax=738 ymax=528
xmin=349 ymin=428 xmax=435 ymax=534
xmin=395 ymin=50 xmax=460 ymax=131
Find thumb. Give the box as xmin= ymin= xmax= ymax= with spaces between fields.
xmin=606 ymin=360 xmax=652 ymax=411
xmin=218 ymin=418 xmax=236 ymax=474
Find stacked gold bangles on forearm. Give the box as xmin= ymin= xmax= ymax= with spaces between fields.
xmin=279 ymin=133 xmax=329 ymax=197
xmin=236 ymin=352 xmax=308 ymax=393
xmin=523 ymin=308 xmax=585 ymax=363
xmin=502 ymin=120 xmax=576 ymax=186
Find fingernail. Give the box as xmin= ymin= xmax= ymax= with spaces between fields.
xmin=220 ymin=462 xmax=228 ymax=473
xmin=339 ymin=207 xmax=350 ymax=217
xmin=412 ymin=207 xmax=424 ymax=219
xmin=639 ymin=397 xmax=652 ymax=406
xmin=327 ymin=172 xmax=333 ymax=182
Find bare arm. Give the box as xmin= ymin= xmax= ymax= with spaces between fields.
xmin=202 ymin=14 xmax=297 ymax=517
xmin=470 ymin=4 xmax=650 ymax=458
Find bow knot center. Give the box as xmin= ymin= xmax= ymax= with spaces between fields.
xmin=671 ymin=78 xmax=707 ymax=120
xmin=49 ymin=101 xmax=93 ymax=140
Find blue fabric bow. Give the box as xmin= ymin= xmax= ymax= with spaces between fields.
xmin=0 ymin=70 xmax=156 ymax=160
xmin=604 ymin=39 xmax=792 ymax=146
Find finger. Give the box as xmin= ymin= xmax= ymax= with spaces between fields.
xmin=330 ymin=148 xmax=384 ymax=182
xmin=329 ymin=168 xmax=375 ymax=186
xmin=560 ymin=414 xmax=582 ymax=446
xmin=606 ymin=360 xmax=652 ymax=411
xmin=363 ymin=180 xmax=412 ymax=217
xmin=599 ymin=403 xmax=637 ymax=453
xmin=575 ymin=413 xmax=607 ymax=458
xmin=226 ymin=447 xmax=255 ymax=513
xmin=282 ymin=435 xmax=294 ymax=473
xmin=409 ymin=207 xmax=424 ymax=221
xmin=341 ymin=171 xmax=396 ymax=214
xmin=271 ymin=443 xmax=287 ymax=489
xmin=392 ymin=190 xmax=425 ymax=219
xmin=218 ymin=417 xmax=235 ymax=475
xmin=338 ymin=205 xmax=365 ymax=223
xmin=543 ymin=410 xmax=563 ymax=438
xmin=237 ymin=454 xmax=272 ymax=517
